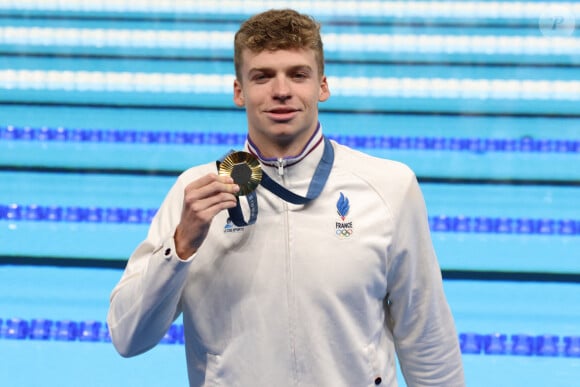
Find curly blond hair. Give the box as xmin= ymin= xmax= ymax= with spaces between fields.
xmin=234 ymin=9 xmax=325 ymax=80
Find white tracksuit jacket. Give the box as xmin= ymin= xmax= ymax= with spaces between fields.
xmin=108 ymin=130 xmax=465 ymax=387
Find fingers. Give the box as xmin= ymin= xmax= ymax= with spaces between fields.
xmin=186 ymin=192 xmax=237 ymax=224
xmin=183 ymin=174 xmax=239 ymax=214
xmin=186 ymin=173 xmax=239 ymax=196
xmin=174 ymin=173 xmax=241 ymax=257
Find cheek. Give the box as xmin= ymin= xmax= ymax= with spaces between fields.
xmin=242 ymin=88 xmax=264 ymax=107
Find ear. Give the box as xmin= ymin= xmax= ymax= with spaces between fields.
xmin=233 ymin=79 xmax=245 ymax=107
xmin=319 ymin=75 xmax=330 ymax=102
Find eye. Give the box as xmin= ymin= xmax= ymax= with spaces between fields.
xmin=291 ymin=72 xmax=309 ymax=82
xmin=251 ymin=73 xmax=270 ymax=83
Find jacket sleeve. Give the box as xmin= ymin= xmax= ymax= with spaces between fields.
xmin=107 ymin=177 xmax=193 ymax=357
xmin=386 ymin=171 xmax=465 ymax=386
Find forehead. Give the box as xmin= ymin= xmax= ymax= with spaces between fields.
xmin=240 ymin=48 xmax=319 ymax=74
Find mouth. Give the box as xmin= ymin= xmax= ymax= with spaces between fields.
xmin=265 ymin=107 xmax=300 ymax=121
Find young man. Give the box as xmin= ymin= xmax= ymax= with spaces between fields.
xmin=108 ymin=9 xmax=465 ymax=386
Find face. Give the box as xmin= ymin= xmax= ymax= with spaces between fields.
xmin=233 ymin=48 xmax=330 ymax=158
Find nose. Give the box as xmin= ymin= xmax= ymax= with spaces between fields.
xmin=272 ymin=75 xmax=291 ymax=102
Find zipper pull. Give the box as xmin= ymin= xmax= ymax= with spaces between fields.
xmin=277 ymin=158 xmax=285 ymax=176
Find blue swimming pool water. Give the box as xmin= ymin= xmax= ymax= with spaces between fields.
xmin=1 ymin=1 xmax=578 ymax=386
xmin=1 ymin=266 xmax=579 ymax=387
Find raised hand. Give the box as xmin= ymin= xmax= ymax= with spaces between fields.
xmin=174 ymin=173 xmax=239 ymax=258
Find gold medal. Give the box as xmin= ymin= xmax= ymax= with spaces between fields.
xmin=218 ymin=151 xmax=262 ymax=196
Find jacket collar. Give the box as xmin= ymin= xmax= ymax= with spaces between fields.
xmin=246 ymin=124 xmax=324 ymax=177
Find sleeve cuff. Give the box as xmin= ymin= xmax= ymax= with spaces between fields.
xmin=155 ymin=236 xmax=196 ymax=262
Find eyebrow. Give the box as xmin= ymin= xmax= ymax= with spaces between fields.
xmin=248 ymin=65 xmax=314 ymax=75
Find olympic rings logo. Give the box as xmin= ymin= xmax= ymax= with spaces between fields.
xmin=335 ymin=228 xmax=354 ymax=238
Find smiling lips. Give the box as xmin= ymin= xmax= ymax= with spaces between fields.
xmin=266 ymin=107 xmax=300 ymax=121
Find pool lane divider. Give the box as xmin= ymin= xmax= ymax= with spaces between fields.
xmin=0 ymin=318 xmax=182 ymax=345
xmin=2 ymin=125 xmax=579 ymax=154
xmin=0 ymin=318 xmax=579 ymax=357
xmin=1 ymin=204 xmax=578 ymax=236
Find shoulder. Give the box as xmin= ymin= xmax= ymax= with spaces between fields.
xmin=330 ymin=140 xmax=422 ymax=218
xmin=331 ymin=140 xmax=417 ymax=190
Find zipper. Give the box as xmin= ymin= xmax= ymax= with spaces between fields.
xmin=277 ymin=157 xmax=286 ymax=176
xmin=279 ymin=173 xmax=298 ymax=385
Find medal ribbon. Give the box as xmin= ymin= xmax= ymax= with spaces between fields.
xmin=218 ymin=137 xmax=334 ymax=227
xmin=260 ymin=136 xmax=334 ymax=205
